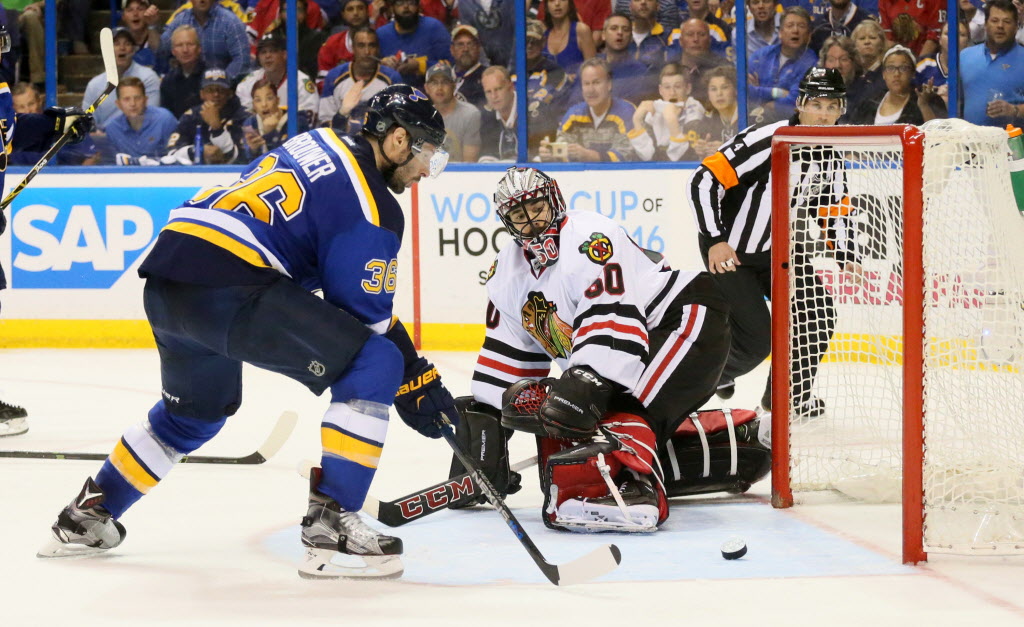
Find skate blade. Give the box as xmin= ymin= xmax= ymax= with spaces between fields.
xmin=36 ymin=536 xmax=114 ymax=559
xmin=0 ymin=418 xmax=28 ymax=437
xmin=298 ymin=548 xmax=404 ymax=580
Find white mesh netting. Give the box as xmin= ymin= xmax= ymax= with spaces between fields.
xmin=782 ymin=120 xmax=1024 ymax=555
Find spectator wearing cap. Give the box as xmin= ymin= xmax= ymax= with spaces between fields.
xmin=747 ymin=7 xmax=817 ymax=122
xmin=165 ymin=67 xmax=249 ymax=164
xmin=378 ymin=0 xmax=454 ymax=86
xmin=317 ymin=0 xmax=372 ymax=82
xmin=161 ymin=25 xmax=206 ymax=119
xmin=105 ymin=76 xmax=178 ymax=164
xmin=236 ymin=33 xmax=320 ymax=127
xmin=961 ymin=0 xmax=1024 ymax=127
xmin=246 ymin=0 xmax=329 ymax=79
xmin=320 ymin=27 xmax=401 ymax=105
xmin=809 ymin=0 xmax=871 ymax=53
xmin=159 ymin=0 xmax=252 ymax=81
xmin=84 ymin=27 xmax=161 ymax=131
xmin=879 ymin=0 xmax=940 ymax=58
xmin=319 ymin=49 xmax=393 ymax=132
xmin=119 ymin=0 xmax=162 ymax=68
xmin=598 ymin=12 xmax=657 ymax=105
xmin=542 ymin=57 xmax=636 ymax=162
xmin=424 ymin=61 xmax=480 ymax=162
xmin=456 ymin=0 xmax=515 ymax=67
xmin=450 ymin=24 xmax=487 ymax=108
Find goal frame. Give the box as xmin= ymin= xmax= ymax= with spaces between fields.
xmin=768 ymin=124 xmax=928 ymax=564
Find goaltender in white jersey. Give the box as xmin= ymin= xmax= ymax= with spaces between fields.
xmin=446 ymin=167 xmax=772 ymax=534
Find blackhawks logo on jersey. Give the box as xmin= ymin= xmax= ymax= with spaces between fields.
xmin=578 ymin=232 xmax=613 ymax=265
xmin=521 ymin=291 xmax=573 ymax=359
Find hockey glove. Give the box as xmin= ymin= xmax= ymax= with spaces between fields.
xmin=538 ymin=367 xmax=614 ymax=439
xmin=44 ymin=106 xmax=94 ymax=145
xmin=394 ymin=358 xmax=460 ymax=439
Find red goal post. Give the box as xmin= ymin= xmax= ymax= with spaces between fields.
xmin=768 ymin=121 xmax=1024 ymax=565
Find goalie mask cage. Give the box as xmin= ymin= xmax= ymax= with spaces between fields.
xmin=769 ymin=120 xmax=1024 ymax=564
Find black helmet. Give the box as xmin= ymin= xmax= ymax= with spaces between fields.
xmin=798 ymin=67 xmax=846 ymax=108
xmin=0 ymin=24 xmax=10 ymax=55
xmin=362 ymin=84 xmax=447 ymax=152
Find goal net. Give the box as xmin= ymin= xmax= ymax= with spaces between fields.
xmin=769 ymin=120 xmax=1024 ymax=563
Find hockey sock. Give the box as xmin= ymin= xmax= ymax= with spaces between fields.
xmin=96 ymin=401 xmax=226 ymax=518
xmin=318 ymin=401 xmax=390 ymax=512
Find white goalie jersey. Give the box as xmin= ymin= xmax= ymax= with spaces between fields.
xmin=471 ymin=210 xmax=702 ymax=410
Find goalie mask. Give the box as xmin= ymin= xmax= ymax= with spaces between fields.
xmin=494 ymin=167 xmax=567 ymax=270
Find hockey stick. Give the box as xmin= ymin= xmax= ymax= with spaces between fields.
xmin=0 ymin=411 xmax=298 ymax=465
xmin=297 ymin=455 xmax=539 ymax=526
xmin=437 ymin=415 xmax=622 ymax=586
xmin=0 ymin=27 xmax=118 ymax=212
xmin=362 ymin=456 xmax=538 ymax=527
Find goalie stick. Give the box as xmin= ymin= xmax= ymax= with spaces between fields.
xmin=0 ymin=411 xmax=298 ymax=464
xmin=0 ymin=27 xmax=118 ymax=211
xmin=297 ymin=456 xmax=539 ymax=527
xmin=437 ymin=415 xmax=622 ymax=586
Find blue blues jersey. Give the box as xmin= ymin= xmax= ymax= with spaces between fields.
xmin=139 ymin=129 xmax=404 ymax=330
xmin=915 ymin=56 xmax=947 ymax=89
xmin=0 ymin=81 xmax=15 ymax=290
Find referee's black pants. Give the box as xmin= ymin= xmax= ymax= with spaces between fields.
xmin=698 ymin=237 xmax=835 ymax=407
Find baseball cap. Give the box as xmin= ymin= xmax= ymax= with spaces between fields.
xmin=257 ymin=32 xmax=286 ymax=51
xmin=525 ymin=18 xmax=545 ymax=41
xmin=450 ymin=24 xmax=480 ymax=40
xmin=111 ymin=26 xmax=135 ymax=45
xmin=201 ymin=67 xmax=231 ymax=89
xmin=426 ymin=61 xmax=456 ymax=83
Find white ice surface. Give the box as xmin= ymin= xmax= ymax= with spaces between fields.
xmin=1 ymin=349 xmax=1023 ymax=626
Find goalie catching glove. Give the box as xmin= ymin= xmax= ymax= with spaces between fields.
xmin=44 ymin=106 xmax=94 ymax=145
xmin=501 ymin=367 xmax=613 ymax=439
xmin=393 ymin=357 xmax=459 ymax=439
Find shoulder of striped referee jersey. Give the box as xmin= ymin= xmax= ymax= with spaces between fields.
xmin=729 ymin=119 xmax=791 ymax=149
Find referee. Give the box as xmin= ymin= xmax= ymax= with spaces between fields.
xmin=687 ymin=67 xmax=860 ymax=418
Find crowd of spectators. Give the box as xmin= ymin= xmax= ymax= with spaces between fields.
xmin=4 ymin=0 xmax=1024 ymax=165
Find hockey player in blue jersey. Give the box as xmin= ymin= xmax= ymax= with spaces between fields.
xmin=0 ymin=23 xmax=93 ymax=436
xmin=39 ymin=84 xmax=457 ymax=580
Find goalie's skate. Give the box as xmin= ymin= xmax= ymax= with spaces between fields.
xmin=37 ymin=477 xmax=126 ymax=558
xmin=0 ymin=400 xmax=28 ymax=437
xmin=298 ymin=468 xmax=404 ymax=580
xmin=555 ymin=475 xmax=660 ymax=533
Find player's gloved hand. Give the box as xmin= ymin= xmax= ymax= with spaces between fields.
xmin=538 ymin=366 xmax=614 ymax=439
xmin=44 ymin=106 xmax=94 ymax=144
xmin=393 ymin=357 xmax=460 ymax=439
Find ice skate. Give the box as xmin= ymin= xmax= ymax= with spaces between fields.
xmin=715 ymin=380 xmax=735 ymax=400
xmin=0 ymin=400 xmax=28 ymax=437
xmin=555 ymin=474 xmax=660 ymax=533
xmin=37 ymin=477 xmax=126 ymax=558
xmin=793 ymin=396 xmax=826 ymax=421
xmin=298 ymin=468 xmax=404 ymax=580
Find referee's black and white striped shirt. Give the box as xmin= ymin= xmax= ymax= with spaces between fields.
xmin=688 ymin=120 xmax=789 ymax=254
xmin=688 ymin=119 xmax=856 ymax=260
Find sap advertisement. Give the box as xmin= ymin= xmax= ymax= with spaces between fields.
xmin=0 ymin=167 xmax=702 ymax=345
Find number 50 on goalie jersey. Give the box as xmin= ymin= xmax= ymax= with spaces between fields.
xmin=471 ymin=210 xmax=714 ymax=411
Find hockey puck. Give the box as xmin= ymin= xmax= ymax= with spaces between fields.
xmin=720 ymin=537 xmax=747 ymax=560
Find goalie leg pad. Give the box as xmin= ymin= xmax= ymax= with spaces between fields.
xmin=447 ymin=396 xmax=521 ymax=508
xmin=660 ymin=409 xmax=771 ymax=497
xmin=541 ymin=413 xmax=668 ymax=533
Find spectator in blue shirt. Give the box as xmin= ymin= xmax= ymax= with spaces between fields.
xmin=106 ymin=77 xmax=178 ymax=165
xmin=159 ymin=0 xmax=252 ymax=81
xmin=377 ymin=0 xmax=453 ymax=86
xmin=599 ymin=13 xmax=658 ymax=104
xmin=83 ymin=27 xmax=161 ymax=131
xmin=748 ymin=6 xmax=817 ymax=121
xmin=961 ymin=0 xmax=1024 ymax=127
xmin=741 ymin=0 xmax=781 ymax=57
